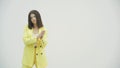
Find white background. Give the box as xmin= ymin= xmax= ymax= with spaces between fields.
xmin=0 ymin=0 xmax=120 ymax=68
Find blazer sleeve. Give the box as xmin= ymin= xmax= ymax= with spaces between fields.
xmin=22 ymin=25 xmax=37 ymax=46
xmin=39 ymin=28 xmax=48 ymax=49
xmin=42 ymin=28 xmax=48 ymax=48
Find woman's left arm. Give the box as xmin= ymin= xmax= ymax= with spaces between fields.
xmin=38 ymin=28 xmax=48 ymax=49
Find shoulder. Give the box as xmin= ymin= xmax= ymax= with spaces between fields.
xmin=41 ymin=26 xmax=47 ymax=31
xmin=23 ymin=24 xmax=29 ymax=31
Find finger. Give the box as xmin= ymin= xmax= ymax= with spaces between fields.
xmin=42 ymin=31 xmax=45 ymax=34
xmin=41 ymin=30 xmax=45 ymax=33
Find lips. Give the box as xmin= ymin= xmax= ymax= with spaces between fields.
xmin=33 ymin=20 xmax=36 ymax=22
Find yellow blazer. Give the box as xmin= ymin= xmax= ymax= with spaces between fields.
xmin=22 ymin=24 xmax=48 ymax=68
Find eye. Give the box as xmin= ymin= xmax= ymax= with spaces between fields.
xmin=30 ymin=16 xmax=33 ymax=19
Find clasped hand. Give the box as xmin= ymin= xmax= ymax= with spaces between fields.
xmin=34 ymin=30 xmax=45 ymax=48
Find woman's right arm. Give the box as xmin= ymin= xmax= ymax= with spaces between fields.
xmin=22 ymin=25 xmax=37 ymax=46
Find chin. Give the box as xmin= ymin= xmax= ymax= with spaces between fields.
xmin=33 ymin=22 xmax=36 ymax=24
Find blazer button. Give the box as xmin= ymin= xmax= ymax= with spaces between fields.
xmin=40 ymin=46 xmax=42 ymax=48
xmin=41 ymin=53 xmax=43 ymax=55
xmin=34 ymin=46 xmax=37 ymax=48
xmin=36 ymin=53 xmax=38 ymax=55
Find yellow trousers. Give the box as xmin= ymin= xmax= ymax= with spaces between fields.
xmin=22 ymin=48 xmax=38 ymax=68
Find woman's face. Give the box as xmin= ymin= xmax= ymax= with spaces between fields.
xmin=30 ymin=13 xmax=37 ymax=25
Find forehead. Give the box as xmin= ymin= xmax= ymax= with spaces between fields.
xmin=30 ymin=13 xmax=35 ymax=17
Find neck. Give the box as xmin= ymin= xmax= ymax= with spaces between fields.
xmin=33 ymin=24 xmax=38 ymax=29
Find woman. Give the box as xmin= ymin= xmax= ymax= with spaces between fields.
xmin=22 ymin=10 xmax=48 ymax=68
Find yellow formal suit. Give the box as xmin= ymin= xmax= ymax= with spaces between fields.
xmin=22 ymin=24 xmax=48 ymax=68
